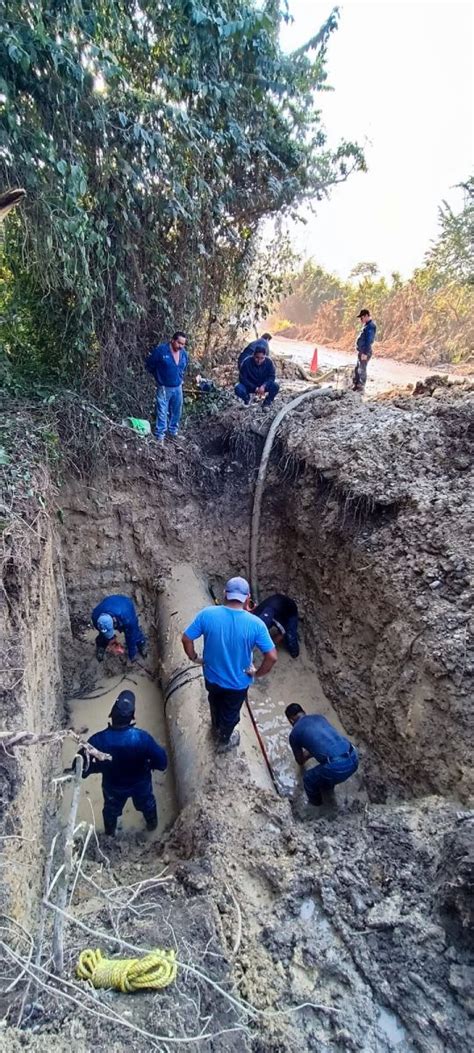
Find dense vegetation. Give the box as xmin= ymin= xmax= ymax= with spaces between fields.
xmin=276 ymin=178 xmax=474 ymax=365
xmin=0 ymin=1 xmax=363 ymax=399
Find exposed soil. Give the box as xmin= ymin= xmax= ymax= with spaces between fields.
xmin=1 ymin=379 xmax=473 ymax=1051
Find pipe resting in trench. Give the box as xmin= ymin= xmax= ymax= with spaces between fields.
xmin=158 ymin=389 xmax=328 ymax=806
xmin=249 ymin=388 xmax=329 ymax=602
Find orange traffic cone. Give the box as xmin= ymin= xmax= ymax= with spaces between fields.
xmin=310 ymin=347 xmax=318 ymax=373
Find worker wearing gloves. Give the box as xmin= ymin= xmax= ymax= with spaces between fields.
xmin=182 ymin=576 xmax=277 ymax=752
xmin=353 ymin=309 xmax=376 ymax=392
xmin=252 ymin=593 xmax=300 ymax=658
xmin=235 ymin=345 xmax=279 ymax=408
xmin=91 ymin=594 xmax=147 ymax=662
xmin=80 ymin=691 xmax=167 ymax=836
xmin=286 ymin=704 xmax=359 ymax=806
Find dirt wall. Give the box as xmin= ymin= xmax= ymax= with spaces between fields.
xmin=1 ymin=520 xmax=70 ymax=925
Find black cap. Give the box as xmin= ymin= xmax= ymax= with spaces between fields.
xmin=110 ymin=690 xmax=135 ymax=724
xmin=357 ymin=309 xmax=370 ymax=319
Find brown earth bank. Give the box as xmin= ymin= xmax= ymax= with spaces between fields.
xmin=1 ymin=380 xmax=473 ymax=1051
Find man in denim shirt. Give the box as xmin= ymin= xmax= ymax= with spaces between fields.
xmin=286 ymin=704 xmax=358 ymax=805
xmin=353 ymin=309 xmax=376 ymax=392
xmin=146 ymin=330 xmax=188 ymax=445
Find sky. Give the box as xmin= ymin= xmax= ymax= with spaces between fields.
xmin=278 ymin=0 xmax=473 ymax=279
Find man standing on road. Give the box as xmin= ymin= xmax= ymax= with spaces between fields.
xmin=235 ymin=345 xmax=279 ymax=408
xmin=80 ymin=691 xmax=168 ymax=836
xmin=238 ymin=332 xmax=272 ymax=369
xmin=146 ymin=330 xmax=188 ymax=445
xmin=182 ymin=576 xmax=277 ymax=752
xmin=286 ymin=704 xmax=359 ymax=805
xmin=353 ymin=309 xmax=376 ymax=392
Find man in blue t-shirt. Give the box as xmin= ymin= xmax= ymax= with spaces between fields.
xmin=145 ymin=330 xmax=188 ymax=445
xmin=286 ymin=704 xmax=359 ymax=805
xmin=182 ymin=576 xmax=277 ymax=751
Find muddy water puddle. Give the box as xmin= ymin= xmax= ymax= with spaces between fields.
xmin=249 ymin=641 xmax=366 ymax=802
xmin=63 ymin=672 xmax=177 ymax=838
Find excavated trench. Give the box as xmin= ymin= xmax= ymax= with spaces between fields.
xmin=1 ymin=391 xmax=473 ymax=1052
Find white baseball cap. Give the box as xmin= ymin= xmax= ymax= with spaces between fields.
xmin=225 ymin=576 xmax=250 ymax=603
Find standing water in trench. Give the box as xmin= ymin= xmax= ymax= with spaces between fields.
xmin=62 ymin=671 xmax=177 ymax=837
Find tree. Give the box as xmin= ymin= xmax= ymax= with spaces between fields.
xmin=424 ymin=177 xmax=474 ymax=286
xmin=0 ymin=1 xmax=364 ymax=393
xmin=349 ymin=261 xmax=380 ymax=279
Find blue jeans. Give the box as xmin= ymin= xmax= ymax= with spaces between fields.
xmin=102 ymin=775 xmax=157 ymax=833
xmin=303 ymin=746 xmax=359 ymax=803
xmin=155 ymin=385 xmax=183 ymax=437
xmin=234 ymin=380 xmax=279 ymax=405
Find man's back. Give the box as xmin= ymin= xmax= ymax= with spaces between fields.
xmin=290 ymin=714 xmax=349 ymax=763
xmin=254 ymin=594 xmax=297 ymax=627
xmin=185 ymin=605 xmax=273 ymax=690
xmin=88 ymin=725 xmax=167 ymax=788
xmin=92 ymin=594 xmax=134 ymax=625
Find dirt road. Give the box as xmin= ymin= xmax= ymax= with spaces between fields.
xmin=272 ymin=335 xmax=449 ymax=393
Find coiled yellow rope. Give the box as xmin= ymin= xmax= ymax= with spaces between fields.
xmin=76 ymin=947 xmax=177 ymax=992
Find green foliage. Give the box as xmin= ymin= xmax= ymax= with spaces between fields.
xmin=0 ymin=1 xmax=363 ymax=395
xmin=424 ymin=178 xmax=474 ymax=287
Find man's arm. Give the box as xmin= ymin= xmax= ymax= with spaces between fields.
xmin=144 ymin=733 xmax=168 ymax=772
xmin=254 ymin=647 xmax=277 ymax=678
xmin=291 ymin=744 xmax=310 ymax=766
xmin=265 ymin=359 xmax=276 ymax=382
xmin=182 ymin=621 xmax=203 ymax=664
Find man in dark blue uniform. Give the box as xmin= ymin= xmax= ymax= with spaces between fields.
xmin=235 ymin=345 xmax=279 ymax=407
xmin=81 ymin=691 xmax=167 ymax=836
xmin=91 ymin=594 xmax=147 ymax=662
xmin=286 ymin=704 xmax=358 ymax=805
xmin=237 ymin=333 xmax=272 ymax=370
xmin=353 ymin=309 xmax=376 ymax=392
xmin=252 ymin=594 xmax=300 ymax=658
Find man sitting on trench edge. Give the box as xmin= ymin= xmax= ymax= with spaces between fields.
xmin=182 ymin=576 xmax=277 ymax=751
xmin=80 ymin=690 xmax=167 ymax=836
xmin=286 ymin=704 xmax=359 ymax=805
xmin=235 ymin=344 xmax=279 ymax=408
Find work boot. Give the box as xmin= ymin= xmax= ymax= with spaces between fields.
xmin=154 ymin=435 xmax=165 ymax=447
xmin=103 ymin=820 xmax=117 ymax=836
xmin=216 ymin=730 xmax=240 ymax=753
xmin=145 ymin=808 xmax=158 ymax=831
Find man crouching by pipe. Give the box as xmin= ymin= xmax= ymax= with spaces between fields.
xmin=286 ymin=704 xmax=359 ymax=806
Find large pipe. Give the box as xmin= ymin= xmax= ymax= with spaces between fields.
xmin=157 ymin=563 xmax=213 ymax=809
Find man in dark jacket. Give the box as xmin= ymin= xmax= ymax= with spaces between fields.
xmin=145 ymin=330 xmax=188 ymax=444
xmin=252 ymin=594 xmax=300 ymax=658
xmin=353 ymin=309 xmax=376 ymax=392
xmin=91 ymin=594 xmax=147 ymax=662
xmin=286 ymin=704 xmax=359 ymax=805
xmin=238 ymin=332 xmax=272 ymax=370
xmin=235 ymin=345 xmax=279 ymax=407
xmin=81 ymin=690 xmax=167 ymax=835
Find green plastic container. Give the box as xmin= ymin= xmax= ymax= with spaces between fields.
xmin=122 ymin=417 xmax=151 ymax=437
